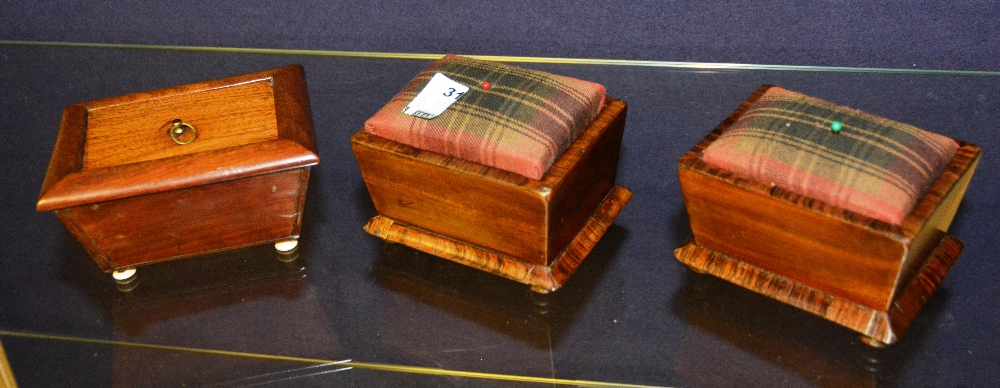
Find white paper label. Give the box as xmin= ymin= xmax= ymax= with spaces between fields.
xmin=402 ymin=73 xmax=470 ymax=119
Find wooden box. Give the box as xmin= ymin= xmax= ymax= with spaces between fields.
xmin=352 ymin=98 xmax=632 ymax=293
xmin=675 ymin=86 xmax=980 ymax=346
xmin=37 ymin=65 xmax=319 ymax=284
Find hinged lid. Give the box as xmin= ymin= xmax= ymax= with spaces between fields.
xmin=37 ymin=65 xmax=319 ymax=211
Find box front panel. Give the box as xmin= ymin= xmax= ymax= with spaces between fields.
xmin=679 ymin=167 xmax=904 ymax=311
xmin=61 ymin=169 xmax=307 ymax=270
xmin=353 ymin=138 xmax=549 ymax=265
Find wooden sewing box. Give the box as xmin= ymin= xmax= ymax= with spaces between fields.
xmin=352 ymin=98 xmax=631 ymax=294
xmin=37 ymin=65 xmax=319 ymax=285
xmin=675 ymin=86 xmax=981 ymax=346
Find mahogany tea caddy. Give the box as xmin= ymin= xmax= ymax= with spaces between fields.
xmin=37 ymin=65 xmax=319 ymax=286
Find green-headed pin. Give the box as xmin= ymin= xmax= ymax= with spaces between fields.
xmin=831 ymin=121 xmax=843 ymax=134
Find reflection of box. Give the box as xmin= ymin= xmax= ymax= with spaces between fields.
xmin=37 ymin=66 xmax=319 ymax=281
xmin=374 ymin=244 xmax=555 ymax=375
xmin=675 ymin=86 xmax=980 ymax=346
xmin=671 ymin=273 xmax=906 ymax=387
xmin=106 ymin=246 xmax=309 ymax=335
xmin=352 ymin=98 xmax=630 ymax=293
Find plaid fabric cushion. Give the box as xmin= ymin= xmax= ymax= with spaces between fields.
xmin=703 ymin=87 xmax=958 ymax=225
xmin=364 ymin=54 xmax=605 ymax=180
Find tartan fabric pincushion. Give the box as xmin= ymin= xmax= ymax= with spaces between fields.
xmin=364 ymin=54 xmax=606 ymax=180
xmin=702 ymin=87 xmax=958 ymax=225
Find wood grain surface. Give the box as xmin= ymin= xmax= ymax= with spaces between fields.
xmin=365 ymin=186 xmax=631 ymax=292
xmin=354 ymin=98 xmax=630 ymax=290
xmin=675 ymin=236 xmax=962 ymax=345
xmin=83 ymin=78 xmax=279 ymax=170
xmin=57 ymin=169 xmax=310 ymax=271
xmin=353 ymin=98 xmax=627 ymax=267
xmin=38 ymin=65 xmax=318 ymax=211
xmin=675 ymin=85 xmax=980 ymax=345
xmin=37 ymin=65 xmax=319 ymax=272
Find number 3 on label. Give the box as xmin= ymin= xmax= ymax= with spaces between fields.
xmin=443 ymin=88 xmax=465 ymax=99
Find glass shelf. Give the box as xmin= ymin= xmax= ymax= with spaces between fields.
xmin=1 ymin=42 xmax=998 ymax=387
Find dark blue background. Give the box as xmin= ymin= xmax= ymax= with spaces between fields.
xmin=3 ymin=1 xmax=998 ymax=71
xmin=2 ymin=2 xmax=999 ymax=386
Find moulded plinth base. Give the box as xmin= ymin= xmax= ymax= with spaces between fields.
xmin=674 ymin=236 xmax=963 ymax=346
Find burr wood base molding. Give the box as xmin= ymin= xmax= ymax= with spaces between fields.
xmin=674 ymin=235 xmax=963 ymax=347
xmin=364 ymin=186 xmax=631 ymax=293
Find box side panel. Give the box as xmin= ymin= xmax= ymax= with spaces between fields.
xmin=55 ymin=208 xmax=115 ymax=270
xmin=83 ymin=79 xmax=279 ymax=170
xmin=289 ymin=167 xmax=312 ymax=238
xmin=679 ymin=167 xmax=904 ymax=311
xmin=352 ymin=135 xmax=549 ymax=265
xmin=60 ymin=169 xmax=306 ymax=270
xmin=545 ymin=100 xmax=626 ymax=264
xmin=893 ymin=147 xmax=980 ymax=300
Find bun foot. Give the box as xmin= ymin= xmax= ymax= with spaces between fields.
xmin=275 ymin=238 xmax=299 ymax=254
xmin=112 ymin=268 xmax=137 ymax=291
xmin=860 ymin=335 xmax=888 ymax=348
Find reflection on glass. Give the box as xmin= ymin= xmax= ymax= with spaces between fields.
xmin=670 ymin=271 xmax=951 ymax=387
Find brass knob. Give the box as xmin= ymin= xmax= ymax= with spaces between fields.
xmin=167 ymin=119 xmax=197 ymax=145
